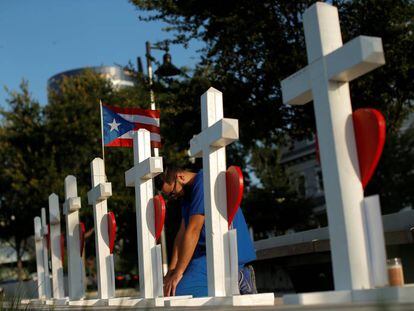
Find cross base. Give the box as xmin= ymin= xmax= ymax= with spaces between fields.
xmin=284 ymin=285 xmax=414 ymax=305
xmin=106 ymin=297 xmax=146 ymax=307
xmin=40 ymin=298 xmax=69 ymax=306
xmin=45 ymin=300 xmax=55 ymax=305
xmin=68 ymin=298 xmax=106 ymax=306
xmin=20 ymin=299 xmax=45 ymax=305
xmin=50 ymin=297 xmax=69 ymax=305
xmin=107 ymin=295 xmax=192 ymax=307
xmin=165 ymin=293 xmax=275 ymax=307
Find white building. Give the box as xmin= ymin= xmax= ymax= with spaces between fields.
xmin=280 ymin=136 xmax=326 ymax=216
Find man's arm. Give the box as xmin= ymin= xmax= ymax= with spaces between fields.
xmin=168 ymin=219 xmax=185 ymax=272
xmin=163 ymin=214 xmax=204 ymax=296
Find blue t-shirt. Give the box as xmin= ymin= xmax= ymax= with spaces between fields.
xmin=181 ymin=170 xmax=256 ymax=265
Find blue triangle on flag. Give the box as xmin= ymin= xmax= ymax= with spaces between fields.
xmin=102 ymin=105 xmax=135 ymax=145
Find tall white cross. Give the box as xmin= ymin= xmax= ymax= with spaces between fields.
xmin=48 ymin=193 xmax=65 ymax=299
xmin=34 ymin=216 xmax=46 ymax=299
xmin=281 ymin=2 xmax=385 ymax=290
xmin=125 ymin=129 xmax=163 ymax=298
xmin=41 ymin=207 xmax=52 ymax=298
xmin=87 ymin=158 xmax=114 ymax=299
xmin=63 ymin=175 xmax=84 ymax=300
xmin=189 ymin=87 xmax=239 ymax=297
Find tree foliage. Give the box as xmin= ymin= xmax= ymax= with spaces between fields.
xmin=244 ymin=145 xmax=315 ymax=238
xmin=131 ymin=0 xmax=413 ymax=139
xmin=130 ymin=0 xmax=414 ymax=217
xmin=0 ymin=81 xmax=48 ymax=279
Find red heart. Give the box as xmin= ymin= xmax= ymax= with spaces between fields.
xmin=79 ymin=222 xmax=86 ymax=257
xmin=353 ymin=108 xmax=386 ymax=189
xmin=226 ymin=166 xmax=244 ymax=227
xmin=107 ymin=212 xmax=117 ymax=254
xmin=154 ymin=194 xmax=166 ymax=242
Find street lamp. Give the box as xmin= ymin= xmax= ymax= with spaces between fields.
xmin=145 ymin=41 xmax=182 ymax=113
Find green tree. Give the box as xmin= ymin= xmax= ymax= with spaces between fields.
xmin=0 ymin=81 xmax=49 ymax=280
xmin=44 ymin=70 xmax=151 ymax=271
xmin=243 ymin=144 xmax=315 ymax=237
xmin=43 ymin=68 xmax=214 ymax=272
xmin=0 ymin=66 xmax=215 ymax=277
xmin=131 ymin=0 xmax=413 ymax=141
xmin=130 ymin=0 xmax=414 ymax=218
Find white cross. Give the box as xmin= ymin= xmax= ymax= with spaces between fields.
xmin=34 ymin=216 xmax=46 ymax=299
xmin=48 ymin=193 xmax=65 ymax=299
xmin=87 ymin=158 xmax=115 ymax=299
xmin=41 ymin=207 xmax=52 ymax=298
xmin=281 ymin=2 xmax=385 ymax=290
xmin=125 ymin=129 xmax=163 ymax=298
xmin=189 ymin=87 xmax=239 ymax=297
xmin=63 ymin=175 xmax=85 ymax=300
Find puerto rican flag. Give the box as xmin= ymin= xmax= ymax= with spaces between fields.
xmin=102 ymin=103 xmax=161 ymax=148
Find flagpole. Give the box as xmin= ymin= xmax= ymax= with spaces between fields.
xmin=99 ymin=100 xmax=105 ymax=164
xmin=146 ymin=42 xmax=168 ymax=277
xmin=146 ymin=41 xmax=159 ymax=157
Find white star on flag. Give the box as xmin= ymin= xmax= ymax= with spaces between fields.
xmin=108 ymin=118 xmax=121 ymax=132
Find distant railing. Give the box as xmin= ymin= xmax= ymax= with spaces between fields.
xmin=254 ymin=210 xmax=414 ymax=260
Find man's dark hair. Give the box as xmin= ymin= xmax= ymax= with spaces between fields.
xmin=154 ymin=165 xmax=185 ymax=191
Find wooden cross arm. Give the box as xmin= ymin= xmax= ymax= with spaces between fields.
xmin=34 ymin=217 xmax=42 ymax=241
xmin=281 ymin=36 xmax=385 ymax=106
xmin=64 ymin=175 xmax=78 ymax=199
xmin=87 ymin=182 xmax=112 ymax=205
xmin=63 ymin=197 xmax=81 ymax=215
xmin=281 ymin=67 xmax=312 ymax=106
xmin=326 ymin=36 xmax=385 ymax=83
xmin=49 ymin=193 xmax=60 ymax=225
xmin=125 ymin=156 xmax=163 ymax=187
xmin=189 ymin=118 xmax=239 ymax=158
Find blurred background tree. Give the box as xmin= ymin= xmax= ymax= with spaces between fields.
xmin=0 ymin=81 xmax=48 ymax=280
xmin=130 ymin=0 xmax=414 ymax=218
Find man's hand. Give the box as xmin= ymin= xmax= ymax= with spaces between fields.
xmin=163 ymin=270 xmax=183 ymax=297
xmin=163 ymin=215 xmax=204 ymax=296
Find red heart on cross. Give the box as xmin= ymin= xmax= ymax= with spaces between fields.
xmin=79 ymin=222 xmax=86 ymax=257
xmin=226 ymin=166 xmax=244 ymax=227
xmin=154 ymin=194 xmax=166 ymax=242
xmin=314 ymin=109 xmax=385 ymax=189
xmin=107 ymin=212 xmax=117 ymax=254
xmin=353 ymin=108 xmax=386 ymax=189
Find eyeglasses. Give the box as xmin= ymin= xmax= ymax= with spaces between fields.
xmin=163 ymin=178 xmax=178 ymax=200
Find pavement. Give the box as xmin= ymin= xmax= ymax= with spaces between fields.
xmin=12 ymin=298 xmax=414 ymax=311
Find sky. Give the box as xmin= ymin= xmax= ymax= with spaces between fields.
xmin=0 ymin=0 xmax=203 ymax=106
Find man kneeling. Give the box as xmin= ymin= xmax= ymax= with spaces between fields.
xmin=157 ymin=166 xmax=257 ymax=297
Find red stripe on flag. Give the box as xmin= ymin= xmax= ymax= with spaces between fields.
xmin=102 ymin=103 xmax=160 ymax=118
xmin=106 ymin=138 xmax=162 ymax=148
xmin=133 ymin=123 xmax=161 ymax=134
xmin=151 ymin=140 xmax=162 ymax=148
xmin=106 ymin=138 xmax=133 ymax=147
